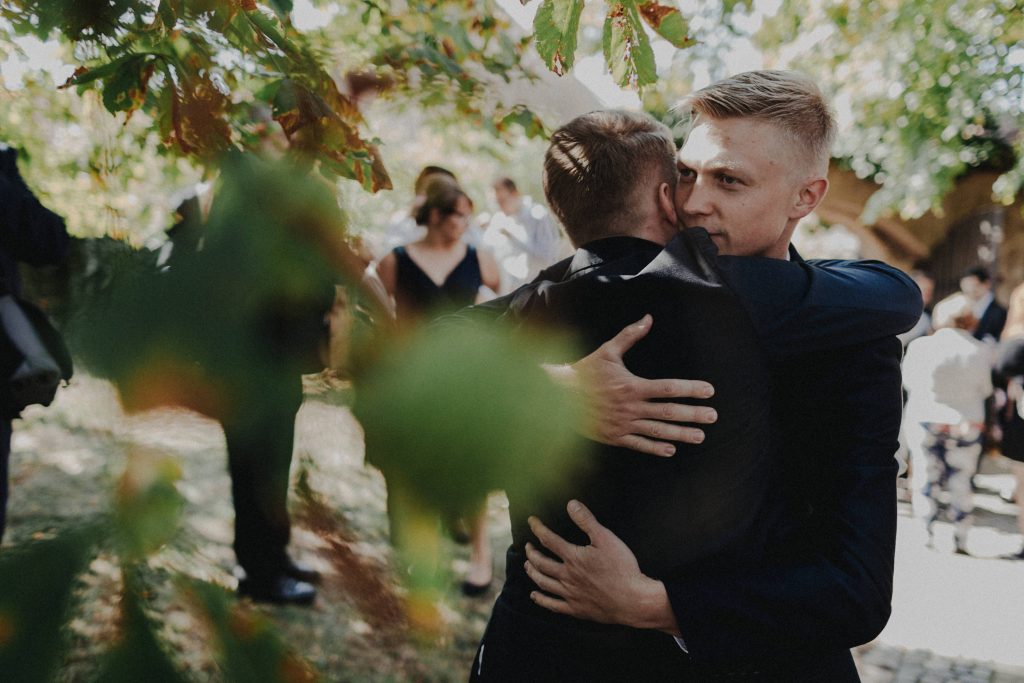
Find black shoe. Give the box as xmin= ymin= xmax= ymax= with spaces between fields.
xmin=238 ymin=575 xmax=316 ymax=605
xmin=283 ymin=558 xmax=321 ymax=584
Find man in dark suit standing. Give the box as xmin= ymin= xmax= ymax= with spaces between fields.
xmin=468 ymin=70 xmax=925 ymax=683
xmin=960 ymin=265 xmax=1006 ymax=343
xmin=471 ymin=71 xmax=917 ymax=681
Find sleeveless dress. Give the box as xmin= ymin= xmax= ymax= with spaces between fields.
xmin=392 ymin=244 xmax=482 ymax=320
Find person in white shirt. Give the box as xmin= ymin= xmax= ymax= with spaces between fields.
xmin=481 ymin=177 xmax=568 ymax=294
xmin=903 ymin=293 xmax=994 ymax=554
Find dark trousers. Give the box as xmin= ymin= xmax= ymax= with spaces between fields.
xmin=0 ymin=419 xmax=10 ymax=541
xmin=222 ymin=381 xmax=302 ymax=580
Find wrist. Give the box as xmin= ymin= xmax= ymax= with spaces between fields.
xmin=627 ymin=577 xmax=680 ymax=635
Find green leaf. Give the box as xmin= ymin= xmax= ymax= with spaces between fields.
xmin=603 ymin=2 xmax=658 ymax=88
xmin=93 ymin=572 xmax=187 ymax=683
xmin=114 ymin=450 xmax=185 ymax=559
xmin=0 ymin=524 xmax=103 ymax=683
xmin=101 ymin=54 xmax=155 ymax=117
xmin=636 ymin=1 xmax=695 ymax=49
xmin=267 ymin=0 xmax=293 ymax=17
xmin=63 ymin=54 xmax=135 ymax=88
xmin=187 ymin=580 xmax=320 ymax=682
xmin=533 ymin=0 xmax=585 ymax=76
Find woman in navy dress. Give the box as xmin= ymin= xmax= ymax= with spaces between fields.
xmin=376 ymin=177 xmax=500 ymax=593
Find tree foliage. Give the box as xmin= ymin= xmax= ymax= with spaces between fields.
xmin=759 ymin=0 xmax=1024 ymax=221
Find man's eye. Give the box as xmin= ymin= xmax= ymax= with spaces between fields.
xmin=678 ymin=167 xmax=695 ymax=179
xmin=719 ymin=174 xmax=739 ymax=185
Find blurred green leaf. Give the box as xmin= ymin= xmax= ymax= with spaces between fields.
xmin=0 ymin=524 xmax=102 ymax=683
xmin=93 ymin=571 xmax=188 ymax=683
xmin=114 ymin=449 xmax=185 ymax=559
xmin=533 ymin=0 xmax=584 ymax=76
xmin=354 ymin=322 xmax=584 ymax=518
xmin=187 ymin=580 xmax=319 ymax=683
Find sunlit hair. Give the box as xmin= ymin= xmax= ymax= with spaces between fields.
xmin=675 ymin=70 xmax=836 ymax=176
xmin=932 ymin=293 xmax=978 ymax=332
xmin=543 ymin=110 xmax=678 ymax=246
xmin=413 ymin=176 xmax=472 ymax=226
xmin=1002 ymin=283 xmax=1024 ymax=341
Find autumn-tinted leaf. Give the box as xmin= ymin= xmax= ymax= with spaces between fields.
xmin=637 ymin=1 xmax=695 ymax=49
xmin=603 ymin=2 xmax=657 ymax=88
xmin=533 ymin=0 xmax=585 ymax=76
xmin=101 ymin=54 xmax=155 ymax=119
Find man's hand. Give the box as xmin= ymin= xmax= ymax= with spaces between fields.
xmin=524 ymin=500 xmax=680 ymax=635
xmin=545 ymin=314 xmax=716 ymax=457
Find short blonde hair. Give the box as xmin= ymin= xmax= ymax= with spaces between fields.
xmin=675 ymin=70 xmax=836 ymax=176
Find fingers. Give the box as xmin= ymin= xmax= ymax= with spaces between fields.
xmin=630 ymin=419 xmax=708 ymax=445
xmin=524 ymin=542 xmax=567 ymax=579
xmin=631 ymin=378 xmax=715 ymax=401
xmin=524 ymin=560 xmax=564 ymax=595
xmin=530 ymin=590 xmax=572 ymax=616
xmin=616 ymin=434 xmax=679 ymax=458
xmin=599 ymin=315 xmax=653 ymax=358
xmin=528 ymin=515 xmax=575 ymax=560
xmin=566 ymin=500 xmax=604 ymax=542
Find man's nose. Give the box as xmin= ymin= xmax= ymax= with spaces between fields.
xmin=681 ymin=180 xmax=712 ymax=216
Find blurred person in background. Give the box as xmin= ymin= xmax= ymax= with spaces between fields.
xmin=481 ymin=176 xmax=567 ymax=293
xmin=960 ymin=265 xmax=1006 ymax=343
xmin=0 ymin=144 xmax=70 ymax=543
xmin=903 ymin=293 xmax=993 ymax=554
xmin=898 ymin=269 xmax=934 ymax=348
xmin=994 ymin=283 xmax=1024 ymax=560
xmin=375 ymin=177 xmax=500 ymax=595
xmin=155 ymin=168 xmax=335 ymax=605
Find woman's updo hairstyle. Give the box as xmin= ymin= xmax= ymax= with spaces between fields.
xmin=413 ymin=175 xmax=471 ymax=226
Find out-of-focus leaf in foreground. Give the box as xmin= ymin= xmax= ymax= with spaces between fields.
xmin=0 ymin=524 xmax=101 ymax=683
xmin=75 ymin=154 xmax=348 ymax=421
xmin=353 ymin=321 xmax=584 ymax=604
xmin=187 ymin=580 xmax=319 ymax=683
xmin=356 ymin=321 xmax=584 ymax=517
xmin=93 ymin=570 xmax=187 ymax=683
xmin=114 ymin=448 xmax=185 ymax=560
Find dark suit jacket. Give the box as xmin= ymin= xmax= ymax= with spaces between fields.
xmin=461 ymin=229 xmax=921 ymax=680
xmin=974 ymin=298 xmax=1007 ymax=342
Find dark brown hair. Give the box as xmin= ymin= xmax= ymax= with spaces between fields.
xmin=543 ymin=110 xmax=677 ymax=246
xmin=413 ymin=176 xmax=472 ymax=226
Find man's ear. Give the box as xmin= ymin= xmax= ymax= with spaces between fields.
xmin=790 ymin=177 xmax=828 ymax=220
xmin=657 ymin=182 xmax=678 ymax=226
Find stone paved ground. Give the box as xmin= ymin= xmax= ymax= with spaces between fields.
xmin=854 ymin=458 xmax=1024 ymax=683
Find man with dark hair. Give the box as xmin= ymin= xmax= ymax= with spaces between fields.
xmin=960 ymin=265 xmax=1006 ymax=342
xmin=465 ymin=77 xmax=921 ymax=678
xmin=484 ymin=175 xmax=564 ymax=292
